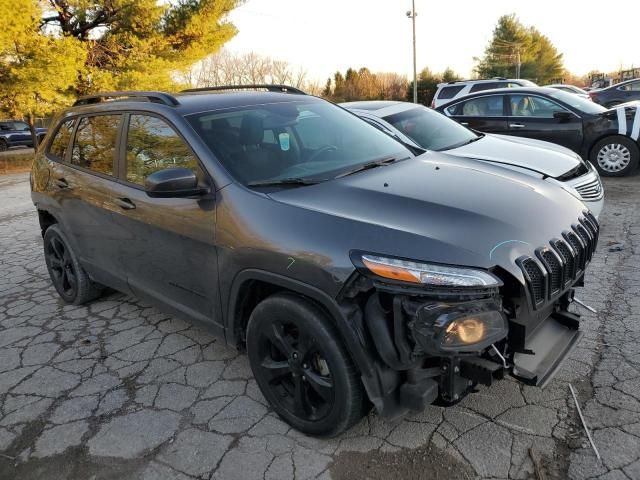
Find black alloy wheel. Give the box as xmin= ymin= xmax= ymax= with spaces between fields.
xmin=43 ymin=225 xmax=103 ymax=305
xmin=45 ymin=234 xmax=76 ymax=299
xmin=247 ymin=293 xmax=364 ymax=436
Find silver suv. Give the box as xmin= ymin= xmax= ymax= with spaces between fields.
xmin=432 ymin=78 xmax=537 ymax=108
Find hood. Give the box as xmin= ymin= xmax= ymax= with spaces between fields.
xmin=269 ymin=153 xmax=588 ymax=281
xmin=447 ymin=134 xmax=582 ymax=178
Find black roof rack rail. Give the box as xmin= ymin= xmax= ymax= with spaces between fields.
xmin=73 ymin=91 xmax=180 ymax=107
xmin=181 ymin=84 xmax=307 ymax=95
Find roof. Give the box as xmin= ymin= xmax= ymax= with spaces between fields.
xmin=66 ymin=89 xmax=323 ymax=117
xmin=174 ymin=91 xmax=322 ymax=115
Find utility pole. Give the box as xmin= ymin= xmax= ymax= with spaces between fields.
xmin=515 ymin=47 xmax=521 ymax=79
xmin=407 ymin=2 xmax=417 ymax=103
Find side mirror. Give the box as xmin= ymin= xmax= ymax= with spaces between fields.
xmin=553 ymin=111 xmax=572 ymax=122
xmin=144 ymin=168 xmax=209 ymax=198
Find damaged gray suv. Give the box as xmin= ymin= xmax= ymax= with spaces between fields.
xmin=31 ymin=86 xmax=598 ymax=436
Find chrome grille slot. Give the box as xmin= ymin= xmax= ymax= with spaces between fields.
xmin=574 ymin=177 xmax=603 ymax=200
xmin=552 ymin=239 xmax=576 ymax=286
xmin=565 ymin=232 xmax=585 ymax=271
xmin=574 ymin=224 xmax=592 ymax=261
xmin=521 ymin=258 xmax=545 ymax=305
xmin=540 ymin=250 xmax=562 ymax=295
xmin=518 ymin=216 xmax=596 ymax=309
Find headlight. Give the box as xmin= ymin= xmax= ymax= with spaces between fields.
xmin=360 ymin=254 xmax=502 ymax=288
xmin=441 ymin=311 xmax=506 ymax=349
xmin=413 ymin=300 xmax=508 ymax=353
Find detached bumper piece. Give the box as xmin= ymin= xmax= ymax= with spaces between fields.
xmin=512 ymin=311 xmax=582 ymax=387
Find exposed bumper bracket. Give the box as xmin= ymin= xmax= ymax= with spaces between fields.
xmin=512 ymin=311 xmax=582 ymax=387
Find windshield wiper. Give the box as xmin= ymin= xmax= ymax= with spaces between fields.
xmin=247 ymin=177 xmax=323 ymax=187
xmin=334 ymin=156 xmax=409 ymax=179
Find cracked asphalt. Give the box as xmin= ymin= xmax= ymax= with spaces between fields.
xmin=1 ymin=171 xmax=639 ymax=480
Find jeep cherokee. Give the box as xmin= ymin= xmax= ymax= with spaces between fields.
xmin=31 ymin=85 xmax=599 ymax=436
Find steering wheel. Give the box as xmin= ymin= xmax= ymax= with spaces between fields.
xmin=306 ymin=145 xmax=338 ymax=163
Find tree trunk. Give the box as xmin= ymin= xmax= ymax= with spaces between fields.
xmin=27 ymin=113 xmax=39 ymax=151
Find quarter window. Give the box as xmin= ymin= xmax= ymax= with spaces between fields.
xmin=509 ymin=95 xmax=567 ymax=117
xmin=437 ymin=85 xmax=464 ymax=99
xmin=48 ymin=119 xmax=75 ymax=162
xmin=125 ymin=115 xmax=198 ymax=185
xmin=71 ymin=115 xmax=121 ymax=175
xmin=469 ymin=82 xmax=503 ymax=93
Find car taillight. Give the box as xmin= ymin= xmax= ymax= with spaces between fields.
xmin=430 ymin=99 xmax=435 ymax=108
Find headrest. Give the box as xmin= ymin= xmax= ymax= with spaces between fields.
xmin=239 ymin=114 xmax=264 ymax=146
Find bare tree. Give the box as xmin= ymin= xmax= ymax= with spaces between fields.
xmin=184 ymin=49 xmax=316 ymax=93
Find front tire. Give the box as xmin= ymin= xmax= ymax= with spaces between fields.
xmin=590 ymin=135 xmax=639 ymax=176
xmin=43 ymin=225 xmax=103 ymax=305
xmin=246 ymin=293 xmax=364 ymax=437
xmin=0 ymin=139 xmax=7 ymax=152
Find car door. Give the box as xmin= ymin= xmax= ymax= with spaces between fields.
xmin=46 ymin=113 xmax=130 ymax=292
xmin=506 ymin=94 xmax=583 ymax=151
xmin=445 ymin=94 xmax=509 ymax=133
xmin=107 ymin=112 xmax=221 ymax=329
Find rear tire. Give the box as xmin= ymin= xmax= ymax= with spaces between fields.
xmin=0 ymin=139 xmax=7 ymax=152
xmin=590 ymin=135 xmax=639 ymax=176
xmin=43 ymin=225 xmax=103 ymax=305
xmin=246 ymin=293 xmax=364 ymax=437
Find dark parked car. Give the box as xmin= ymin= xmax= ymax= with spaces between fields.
xmin=588 ymin=78 xmax=640 ymax=107
xmin=437 ymin=87 xmax=640 ymax=176
xmin=32 ymin=86 xmax=598 ymax=436
xmin=0 ymin=119 xmax=47 ymax=151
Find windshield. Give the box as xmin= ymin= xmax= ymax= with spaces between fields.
xmin=186 ymin=99 xmax=410 ymax=186
xmin=383 ymin=105 xmax=478 ymax=151
xmin=546 ymin=89 xmax=607 ymax=114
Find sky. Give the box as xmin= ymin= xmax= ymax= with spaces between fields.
xmin=225 ymin=0 xmax=640 ymax=83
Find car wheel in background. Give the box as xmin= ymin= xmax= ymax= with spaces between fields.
xmin=0 ymin=139 xmax=7 ymax=152
xmin=590 ymin=135 xmax=640 ymax=176
xmin=246 ymin=293 xmax=365 ymax=437
xmin=43 ymin=225 xmax=104 ymax=305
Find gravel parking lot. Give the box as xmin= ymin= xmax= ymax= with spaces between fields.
xmin=1 ymin=171 xmax=639 ymax=480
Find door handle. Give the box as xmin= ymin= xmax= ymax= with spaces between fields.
xmin=460 ymin=122 xmax=469 ymax=126
xmin=55 ymin=178 xmax=69 ymax=189
xmin=509 ymin=123 xmax=526 ymax=128
xmin=115 ymin=197 xmax=136 ymax=210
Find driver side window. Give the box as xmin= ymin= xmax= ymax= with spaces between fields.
xmin=509 ymin=95 xmax=567 ymax=118
xmin=125 ymin=115 xmax=198 ymax=186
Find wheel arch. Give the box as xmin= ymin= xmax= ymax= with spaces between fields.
xmin=587 ymin=133 xmax=640 ymax=160
xmin=37 ymin=209 xmax=59 ymax=237
xmin=226 ymin=269 xmax=375 ymax=378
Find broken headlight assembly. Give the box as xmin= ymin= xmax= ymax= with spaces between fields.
xmin=414 ymin=300 xmax=508 ymax=353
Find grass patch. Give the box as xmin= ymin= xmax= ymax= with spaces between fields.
xmin=0 ymin=150 xmax=34 ymax=174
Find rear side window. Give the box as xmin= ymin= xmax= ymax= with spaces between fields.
xmin=71 ymin=115 xmax=121 ymax=176
xmin=447 ymin=96 xmax=505 ymax=116
xmin=125 ymin=114 xmax=198 ymax=185
xmin=469 ymin=82 xmax=503 ymax=93
xmin=48 ymin=119 xmax=75 ymax=161
xmin=437 ymin=86 xmax=464 ymax=99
